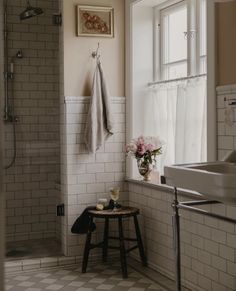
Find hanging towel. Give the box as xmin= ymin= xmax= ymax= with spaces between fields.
xmin=84 ymin=61 xmax=114 ymax=153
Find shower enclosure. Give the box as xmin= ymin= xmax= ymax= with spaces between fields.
xmin=2 ymin=0 xmax=61 ymax=260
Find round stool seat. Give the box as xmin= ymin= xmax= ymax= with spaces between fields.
xmin=82 ymin=205 xmax=147 ymax=278
xmin=88 ymin=207 xmax=139 ymax=218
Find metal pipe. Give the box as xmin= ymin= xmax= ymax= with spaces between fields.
xmin=178 ymin=203 xmax=236 ymax=224
xmin=172 ymin=187 xmax=182 ymax=291
xmin=180 ymin=200 xmax=220 ymax=206
xmin=3 ymin=0 xmax=17 ymax=169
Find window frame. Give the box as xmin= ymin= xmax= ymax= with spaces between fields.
xmin=125 ymin=0 xmax=217 ymax=178
xmin=160 ymin=0 xmax=188 ymax=80
xmin=155 ymin=0 xmax=207 ymax=82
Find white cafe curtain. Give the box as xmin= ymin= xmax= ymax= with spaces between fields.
xmin=144 ymin=76 xmax=207 ymax=173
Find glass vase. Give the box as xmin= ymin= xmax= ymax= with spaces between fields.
xmin=137 ymin=160 xmax=152 ymax=181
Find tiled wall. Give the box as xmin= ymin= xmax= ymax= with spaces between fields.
xmin=59 ymin=0 xmax=66 ymax=252
xmin=217 ymin=84 xmax=236 ymax=159
xmin=0 ymin=0 xmax=5 ymax=288
xmin=61 ymin=96 xmax=127 ymax=256
xmin=4 ymin=0 xmax=60 ymax=242
xmin=128 ymin=182 xmax=236 ymax=291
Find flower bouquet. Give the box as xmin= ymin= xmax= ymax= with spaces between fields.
xmin=126 ymin=136 xmax=163 ymax=181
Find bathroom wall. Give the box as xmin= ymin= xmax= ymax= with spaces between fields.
xmin=63 ymin=0 xmax=125 ymax=97
xmin=217 ymin=85 xmax=236 ymax=160
xmin=4 ymin=0 xmax=60 ymax=242
xmin=57 ymin=0 xmax=64 ymax=247
xmin=0 ymin=0 xmax=5 ymax=288
xmin=60 ymin=0 xmax=126 ymax=256
xmin=62 ymin=97 xmax=126 ymax=257
xmin=216 ymin=2 xmax=236 ymax=86
xmin=129 ymin=182 xmax=236 ymax=291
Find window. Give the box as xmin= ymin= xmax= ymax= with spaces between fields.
xmin=161 ymin=2 xmax=188 ymax=80
xmin=199 ymin=0 xmax=207 ymax=74
xmin=127 ymin=0 xmax=216 ymax=179
xmin=157 ymin=0 xmax=207 ymax=81
xmin=151 ymin=0 xmax=208 ymax=171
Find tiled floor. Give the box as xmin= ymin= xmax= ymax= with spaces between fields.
xmin=6 ymin=263 xmax=167 ymax=291
xmin=6 ymin=239 xmax=62 ymax=261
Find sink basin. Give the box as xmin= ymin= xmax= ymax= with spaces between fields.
xmin=164 ymin=161 xmax=236 ymax=204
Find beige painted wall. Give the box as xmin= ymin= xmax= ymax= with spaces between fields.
xmin=217 ymin=2 xmax=236 ymax=86
xmin=63 ymin=0 xmax=125 ymax=97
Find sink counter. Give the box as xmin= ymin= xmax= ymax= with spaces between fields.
xmin=164 ymin=162 xmax=236 ymax=204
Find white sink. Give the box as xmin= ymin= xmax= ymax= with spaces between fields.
xmin=164 ymin=161 xmax=236 ymax=204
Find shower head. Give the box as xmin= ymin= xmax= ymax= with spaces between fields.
xmin=20 ymin=1 xmax=43 ymax=20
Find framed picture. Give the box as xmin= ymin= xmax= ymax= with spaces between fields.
xmin=77 ymin=5 xmax=114 ymax=37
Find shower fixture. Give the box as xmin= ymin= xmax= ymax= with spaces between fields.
xmin=20 ymin=1 xmax=43 ymax=20
xmin=3 ymin=1 xmax=18 ymax=169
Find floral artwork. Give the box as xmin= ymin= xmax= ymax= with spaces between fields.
xmin=77 ymin=6 xmax=114 ymax=37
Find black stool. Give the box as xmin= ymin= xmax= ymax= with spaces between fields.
xmin=82 ymin=206 xmax=147 ymax=278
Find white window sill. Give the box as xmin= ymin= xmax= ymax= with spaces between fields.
xmin=126 ymin=177 xmax=204 ymax=200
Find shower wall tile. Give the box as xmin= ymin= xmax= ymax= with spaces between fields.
xmin=61 ymin=96 xmax=127 ymax=256
xmin=4 ymin=0 xmax=60 ymax=242
xmin=58 ymin=0 xmax=65 ymax=253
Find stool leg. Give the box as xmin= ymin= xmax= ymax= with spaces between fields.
xmin=103 ymin=218 xmax=109 ymax=262
xmin=118 ymin=217 xmax=128 ymax=278
xmin=82 ymin=216 xmax=93 ymax=273
xmin=134 ymin=215 xmax=147 ymax=266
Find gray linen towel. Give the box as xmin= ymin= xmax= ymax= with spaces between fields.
xmin=84 ymin=61 xmax=114 ymax=153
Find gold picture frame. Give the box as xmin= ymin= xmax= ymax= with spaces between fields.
xmin=77 ymin=5 xmax=114 ymax=37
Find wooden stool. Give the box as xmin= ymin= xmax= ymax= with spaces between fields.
xmin=82 ymin=206 xmax=147 ymax=278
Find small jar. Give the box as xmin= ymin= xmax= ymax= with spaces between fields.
xmin=96 ymin=198 xmax=108 ymax=210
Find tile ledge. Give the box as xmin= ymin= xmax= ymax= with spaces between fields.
xmin=64 ymin=96 xmax=126 ymax=104
xmin=216 ymin=84 xmax=236 ymax=95
xmin=126 ymin=177 xmax=204 ymax=199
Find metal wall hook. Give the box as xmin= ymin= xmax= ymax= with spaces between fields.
xmin=92 ymin=42 xmax=100 ymax=59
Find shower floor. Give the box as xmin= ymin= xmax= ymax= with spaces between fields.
xmin=6 ymin=238 xmax=62 ymax=261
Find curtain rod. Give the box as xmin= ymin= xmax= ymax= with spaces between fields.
xmin=148 ymin=74 xmax=207 ymax=87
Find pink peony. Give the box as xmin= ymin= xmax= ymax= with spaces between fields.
xmin=126 ymin=143 xmax=137 ymax=154
xmin=137 ymin=144 xmax=146 ymax=156
xmin=145 ymin=143 xmax=154 ymax=152
xmin=137 ymin=136 xmax=145 ymax=145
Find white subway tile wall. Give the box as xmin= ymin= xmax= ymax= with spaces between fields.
xmin=4 ymin=0 xmax=60 ymax=242
xmin=217 ymin=85 xmax=236 ymax=159
xmin=61 ymin=96 xmax=127 ymax=256
xmin=128 ymin=182 xmax=236 ymax=291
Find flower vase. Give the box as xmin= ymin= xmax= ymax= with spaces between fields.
xmin=137 ymin=160 xmax=152 ymax=181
